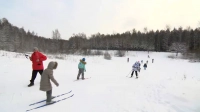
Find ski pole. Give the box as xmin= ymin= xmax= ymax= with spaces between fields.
xmin=126 ymin=70 xmax=132 ymax=77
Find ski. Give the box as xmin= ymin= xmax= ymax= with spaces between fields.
xmin=74 ymin=77 xmax=91 ymax=81
xmin=29 ymin=90 xmax=72 ymax=106
xmin=26 ymin=94 xmax=74 ymax=112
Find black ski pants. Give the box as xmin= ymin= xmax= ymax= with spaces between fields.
xmin=30 ymin=70 xmax=43 ymax=83
xmin=131 ymin=71 xmax=138 ymax=77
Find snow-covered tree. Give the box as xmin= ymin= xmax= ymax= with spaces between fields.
xmin=169 ymin=42 xmax=187 ymax=56
xmin=52 ymin=29 xmax=61 ymax=39
xmin=1 ymin=18 xmax=9 ymax=24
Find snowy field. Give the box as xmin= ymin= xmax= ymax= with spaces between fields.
xmin=0 ymin=50 xmax=200 ymax=112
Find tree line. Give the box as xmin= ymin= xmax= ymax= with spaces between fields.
xmin=0 ymin=18 xmax=200 ymax=58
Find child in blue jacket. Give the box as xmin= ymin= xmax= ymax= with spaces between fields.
xmin=77 ymin=58 xmax=86 ymax=80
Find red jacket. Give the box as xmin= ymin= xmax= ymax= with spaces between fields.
xmin=30 ymin=51 xmax=47 ymax=70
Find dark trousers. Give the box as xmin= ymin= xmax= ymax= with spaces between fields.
xmin=30 ymin=70 xmax=43 ymax=83
xmin=131 ymin=71 xmax=138 ymax=77
xmin=46 ymin=90 xmax=52 ymax=102
xmin=77 ymin=68 xmax=84 ymax=79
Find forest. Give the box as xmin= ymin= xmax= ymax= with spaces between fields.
xmin=0 ymin=18 xmax=199 ymax=59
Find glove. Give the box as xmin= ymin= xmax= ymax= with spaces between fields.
xmin=25 ymin=54 xmax=29 ymax=59
xmin=56 ymin=83 xmax=59 ymax=87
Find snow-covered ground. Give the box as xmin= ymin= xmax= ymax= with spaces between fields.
xmin=0 ymin=50 xmax=200 ymax=112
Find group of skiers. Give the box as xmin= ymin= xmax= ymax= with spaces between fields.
xmin=27 ymin=47 xmax=154 ymax=103
xmin=130 ymin=57 xmax=154 ymax=78
xmin=27 ymin=47 xmax=86 ymax=104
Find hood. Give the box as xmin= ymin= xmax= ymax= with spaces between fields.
xmin=80 ymin=60 xmax=86 ymax=64
xmin=47 ymin=61 xmax=58 ymax=70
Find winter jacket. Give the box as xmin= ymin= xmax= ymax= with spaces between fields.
xmin=78 ymin=60 xmax=86 ymax=71
xmin=30 ymin=51 xmax=47 ymax=70
xmin=143 ymin=63 xmax=147 ymax=68
xmin=40 ymin=61 xmax=59 ymax=91
xmin=132 ymin=62 xmax=140 ymax=71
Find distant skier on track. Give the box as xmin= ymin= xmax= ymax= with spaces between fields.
xmin=130 ymin=61 xmax=140 ymax=78
xmin=143 ymin=63 xmax=147 ymax=70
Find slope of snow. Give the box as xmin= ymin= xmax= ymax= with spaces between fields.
xmin=0 ymin=50 xmax=199 ymax=112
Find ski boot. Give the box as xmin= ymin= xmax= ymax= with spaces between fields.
xmin=28 ymin=81 xmax=34 ymax=87
xmin=46 ymin=101 xmax=56 ymax=105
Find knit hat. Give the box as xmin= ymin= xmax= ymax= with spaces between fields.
xmin=33 ymin=47 xmax=38 ymax=51
xmin=82 ymin=58 xmax=85 ymax=61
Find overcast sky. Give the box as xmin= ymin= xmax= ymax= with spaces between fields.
xmin=0 ymin=0 xmax=200 ymax=40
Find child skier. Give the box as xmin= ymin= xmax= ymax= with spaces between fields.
xmin=143 ymin=63 xmax=147 ymax=70
xmin=130 ymin=61 xmax=140 ymax=78
xmin=77 ymin=58 xmax=86 ymax=80
xmin=40 ymin=61 xmax=59 ymax=104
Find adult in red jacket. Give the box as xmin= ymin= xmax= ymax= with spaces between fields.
xmin=28 ymin=47 xmax=47 ymax=87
